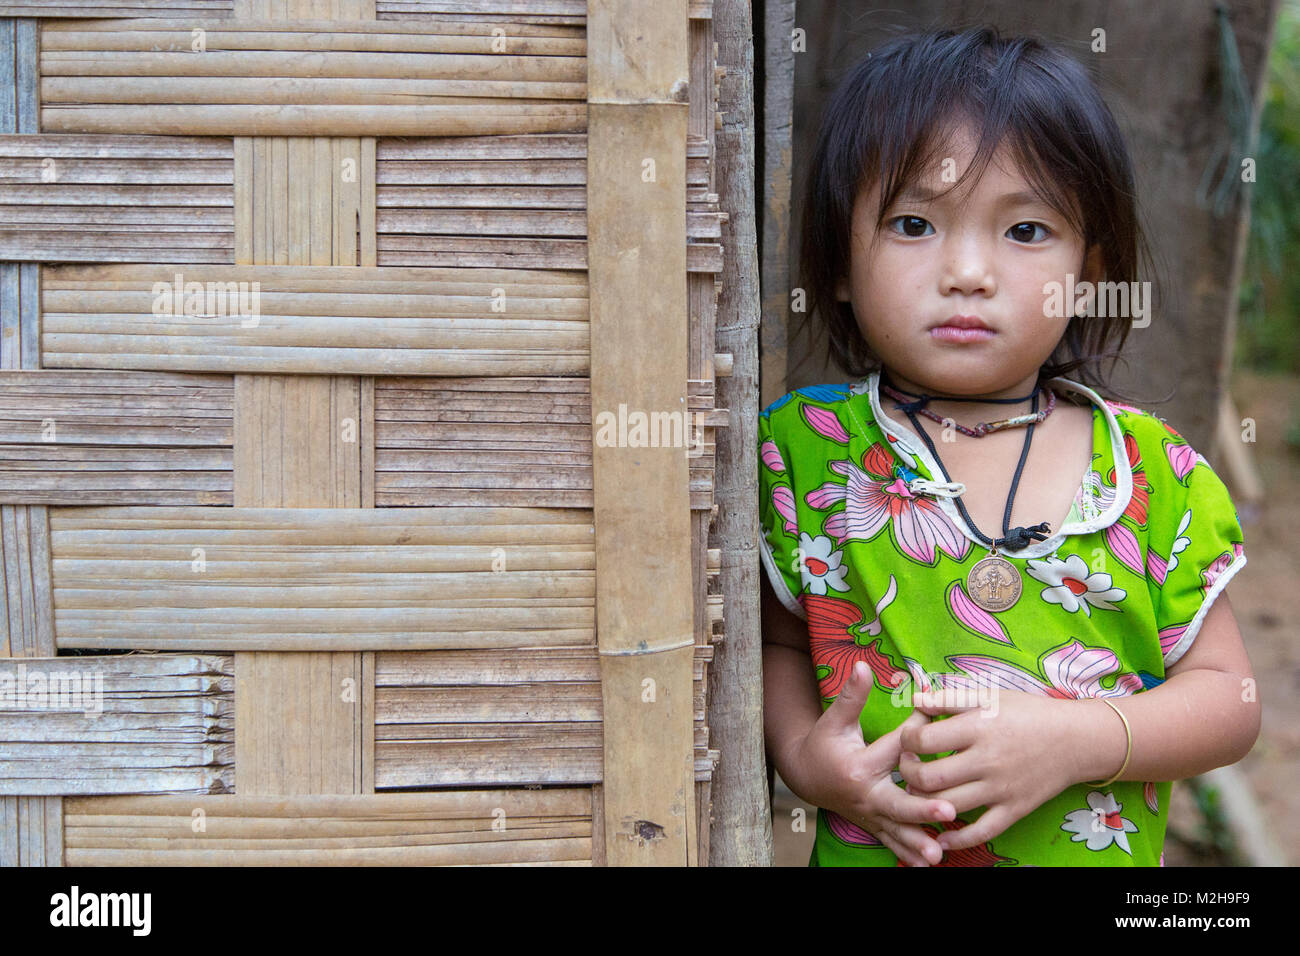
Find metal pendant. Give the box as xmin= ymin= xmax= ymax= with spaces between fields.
xmin=967 ymin=550 xmax=1021 ymax=612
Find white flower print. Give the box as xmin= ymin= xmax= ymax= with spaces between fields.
xmin=1166 ymin=508 xmax=1192 ymax=574
xmin=1025 ymin=553 xmax=1126 ymax=616
xmin=1061 ymin=790 xmax=1139 ymax=855
xmin=795 ymin=533 xmax=850 ymax=595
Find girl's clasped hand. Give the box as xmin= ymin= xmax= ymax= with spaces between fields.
xmin=897 ymin=687 xmax=1094 ymax=854
xmin=782 ymin=661 xmax=957 ymax=866
xmin=787 ymin=663 xmax=1105 ymax=864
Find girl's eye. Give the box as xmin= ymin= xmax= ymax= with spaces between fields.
xmin=887 ymin=216 xmax=934 ymax=238
xmin=1007 ymin=222 xmax=1051 ymax=243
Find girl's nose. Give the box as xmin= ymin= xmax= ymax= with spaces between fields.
xmin=941 ymin=237 xmax=995 ymax=296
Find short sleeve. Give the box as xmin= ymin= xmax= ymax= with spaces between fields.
xmin=757 ymin=408 xmax=807 ymax=620
xmin=1149 ymin=438 xmax=1247 ymax=669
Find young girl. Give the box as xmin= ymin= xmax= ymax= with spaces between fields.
xmin=759 ymin=26 xmax=1259 ymax=867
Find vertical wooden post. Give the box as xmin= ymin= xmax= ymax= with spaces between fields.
xmin=708 ymin=0 xmax=773 ymax=866
xmin=587 ymin=0 xmax=696 ymax=864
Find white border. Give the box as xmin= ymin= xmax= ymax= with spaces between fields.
xmin=1161 ymin=553 xmax=1248 ymax=669
xmin=758 ymin=529 xmax=807 ymax=620
xmin=852 ymin=370 xmax=1133 ymax=559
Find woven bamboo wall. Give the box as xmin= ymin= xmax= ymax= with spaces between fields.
xmin=0 ymin=0 xmax=728 ymax=866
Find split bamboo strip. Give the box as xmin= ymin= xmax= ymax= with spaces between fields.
xmin=588 ymin=0 xmax=696 ymax=865
xmin=0 ymin=371 xmax=234 ymax=506
xmin=1 ymin=505 xmax=55 ymax=657
xmin=1 ymin=3 xmax=235 ymax=14
xmin=0 ymin=135 xmax=233 ymax=263
xmin=0 ymin=795 xmax=61 ymax=866
xmin=63 ymin=790 xmax=593 ymax=865
xmin=234 ymin=651 xmax=367 ymax=795
xmin=0 ymin=17 xmax=38 ymax=135
xmin=47 ymin=505 xmax=595 ymax=650
xmin=39 ymin=17 xmax=588 ymax=136
xmin=0 ymin=654 xmax=234 ymax=796
xmin=38 ymin=263 xmax=589 ymax=374
xmin=371 ymin=376 xmax=720 ymax=509
xmin=1 ymin=262 xmax=40 ymax=373
xmin=372 ymin=646 xmax=716 ymax=788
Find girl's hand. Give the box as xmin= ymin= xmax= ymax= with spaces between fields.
xmin=897 ymin=687 xmax=1079 ymax=852
xmin=782 ymin=661 xmax=958 ymax=866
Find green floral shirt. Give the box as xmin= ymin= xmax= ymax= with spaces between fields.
xmin=758 ymin=371 xmax=1248 ymax=866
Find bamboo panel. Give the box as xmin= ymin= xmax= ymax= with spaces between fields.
xmin=0 ymin=371 xmax=234 ymax=505
xmin=0 ymin=135 xmax=234 ymax=263
xmin=47 ymin=506 xmax=595 ymax=650
xmin=62 ymin=791 xmax=592 ymax=865
xmin=39 ymin=19 xmax=587 ymax=136
xmin=373 ymin=644 xmax=716 ymax=787
xmin=0 ymin=654 xmax=234 ymax=796
xmin=372 ymin=376 xmax=723 ymax=509
xmin=38 ymin=263 xmax=589 ymax=375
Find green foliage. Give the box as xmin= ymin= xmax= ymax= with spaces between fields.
xmin=1236 ymin=0 xmax=1300 ymax=373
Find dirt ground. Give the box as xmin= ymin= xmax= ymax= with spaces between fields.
xmin=771 ymin=367 xmax=1298 ymax=866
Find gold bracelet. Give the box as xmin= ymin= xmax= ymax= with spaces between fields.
xmin=1087 ymin=698 xmax=1132 ymax=788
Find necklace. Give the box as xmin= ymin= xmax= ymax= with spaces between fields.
xmin=879 ymin=382 xmax=1056 ymax=436
xmin=879 ymin=370 xmax=1055 ymax=612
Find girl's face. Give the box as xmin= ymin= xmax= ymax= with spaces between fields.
xmin=837 ymin=124 xmax=1101 ymax=397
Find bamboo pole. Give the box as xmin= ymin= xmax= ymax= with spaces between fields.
xmin=587 ymin=0 xmax=696 ymax=865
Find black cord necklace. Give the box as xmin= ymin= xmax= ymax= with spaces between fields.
xmin=879 ymin=369 xmax=1055 ymax=612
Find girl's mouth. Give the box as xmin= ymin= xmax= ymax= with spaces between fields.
xmin=930 ymin=326 xmax=996 ymax=343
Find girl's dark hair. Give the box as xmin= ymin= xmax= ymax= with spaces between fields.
xmin=797 ymin=25 xmax=1166 ymax=405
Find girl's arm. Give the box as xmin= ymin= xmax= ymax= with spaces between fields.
xmin=898 ymin=591 xmax=1260 ymax=853
xmin=1069 ymin=591 xmax=1260 ymax=785
xmin=761 ymin=574 xmax=956 ymax=866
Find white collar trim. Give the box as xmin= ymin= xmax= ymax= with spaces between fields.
xmin=853 ymin=370 xmax=1133 ymax=560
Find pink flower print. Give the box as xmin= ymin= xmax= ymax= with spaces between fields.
xmin=1105 ymin=399 xmax=1145 ymax=416
xmin=760 ymin=438 xmax=787 ymax=474
xmin=1200 ymin=543 xmax=1245 ymax=594
xmin=1143 ymin=781 xmax=1159 ymax=815
xmin=1167 ymin=440 xmax=1198 ymax=483
xmin=1024 ymin=553 xmax=1127 ymax=617
xmin=806 ymin=442 xmax=970 ymax=565
xmin=770 ymin=484 xmax=796 ymax=535
xmin=1061 ymin=791 xmax=1139 ymax=855
xmin=1157 ymin=622 xmax=1188 ymax=658
xmin=941 ymin=638 xmax=1143 ymax=699
xmin=825 ymin=809 xmax=883 ymax=846
xmin=801 ymin=404 xmax=850 ymax=443
xmin=945 ymin=580 xmax=1013 ymax=645
xmin=1105 ymin=522 xmax=1144 ymax=576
